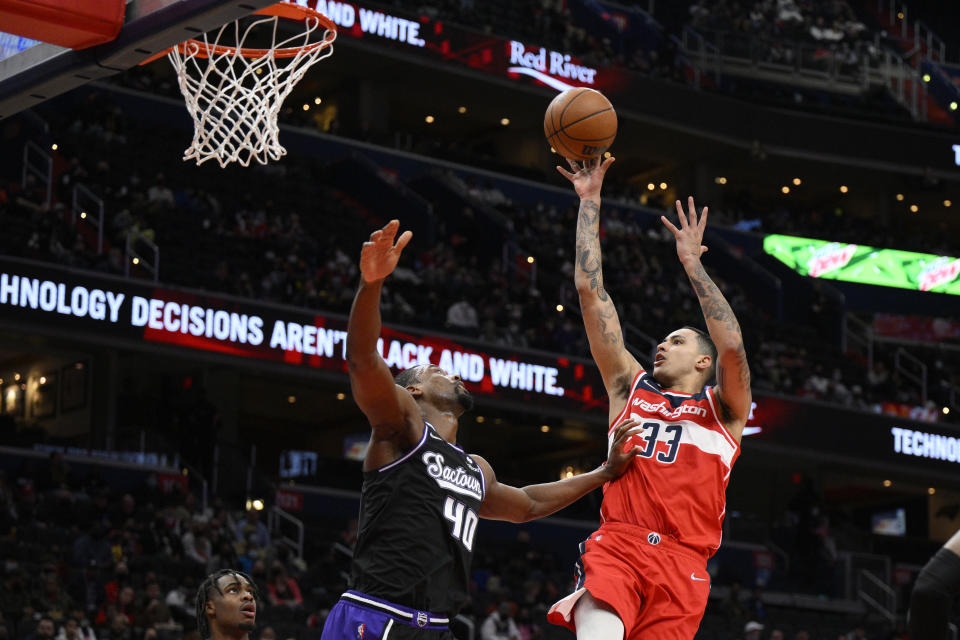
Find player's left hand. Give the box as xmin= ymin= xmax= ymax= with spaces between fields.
xmin=359 ymin=219 xmax=412 ymax=283
xmin=602 ymin=417 xmax=644 ymax=479
xmin=661 ymin=196 xmax=709 ymax=265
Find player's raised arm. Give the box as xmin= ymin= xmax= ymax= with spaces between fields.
xmin=557 ymin=157 xmax=641 ymax=409
xmin=346 ymin=220 xmax=421 ymax=445
xmin=474 ymin=419 xmax=642 ymax=522
xmin=662 ymin=197 xmax=752 ymax=439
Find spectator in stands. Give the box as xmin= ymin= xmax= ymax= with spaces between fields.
xmin=722 ymin=582 xmax=747 ymax=623
xmin=769 ymin=630 xmax=784 ymax=640
xmin=266 ymin=568 xmax=303 ymax=610
xmin=98 ymin=614 xmax=131 ymax=640
xmin=26 ymin=617 xmax=57 ymax=640
xmin=146 ymin=174 xmax=174 ymax=211
xmin=182 ymin=521 xmax=213 ymax=567
xmin=513 ymin=606 xmax=540 ymax=640
xmin=96 ymin=586 xmax=138 ymax=628
xmin=164 ymin=577 xmax=195 ymax=622
xmin=33 ymin=575 xmax=75 ymax=621
xmin=743 ymin=620 xmax=764 ymax=640
xmin=234 ymin=510 xmax=269 ymax=550
xmin=446 ymin=296 xmax=480 ymax=335
xmin=480 ymin=602 xmax=520 ymax=640
xmin=56 ymin=617 xmax=96 ymax=640
xmin=73 ymin=524 xmax=113 ymax=568
xmin=746 ymin=586 xmax=766 ymax=622
xmin=138 ymin=582 xmax=175 ymax=631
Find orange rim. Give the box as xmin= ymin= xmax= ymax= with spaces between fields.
xmin=140 ymin=3 xmax=336 ymax=65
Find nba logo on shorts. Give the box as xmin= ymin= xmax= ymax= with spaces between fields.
xmin=416 ymin=612 xmax=428 ymax=628
xmin=647 ymin=532 xmax=661 ymax=545
xmin=356 ymin=623 xmax=365 ymax=639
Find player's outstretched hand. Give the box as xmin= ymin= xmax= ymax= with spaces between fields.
xmin=556 ymin=156 xmax=615 ymax=200
xmin=602 ymin=418 xmax=644 ymax=479
xmin=661 ymin=196 xmax=708 ymax=266
xmin=360 ymin=220 xmax=412 ymax=283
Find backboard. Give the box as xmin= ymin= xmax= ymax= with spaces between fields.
xmin=0 ymin=0 xmax=275 ymax=119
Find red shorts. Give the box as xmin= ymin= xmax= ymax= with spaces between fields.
xmin=547 ymin=522 xmax=711 ymax=640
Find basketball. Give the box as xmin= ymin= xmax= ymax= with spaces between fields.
xmin=544 ymin=88 xmax=618 ymax=161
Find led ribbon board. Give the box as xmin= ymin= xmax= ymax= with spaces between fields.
xmin=0 ymin=256 xmax=606 ymax=416
xmin=763 ymin=234 xmax=960 ymax=294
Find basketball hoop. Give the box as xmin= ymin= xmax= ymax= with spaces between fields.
xmin=152 ymin=3 xmax=336 ymax=168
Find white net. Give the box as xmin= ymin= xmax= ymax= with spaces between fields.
xmin=168 ymin=6 xmax=335 ymax=168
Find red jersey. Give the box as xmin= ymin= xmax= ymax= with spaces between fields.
xmin=602 ymin=368 xmax=740 ymax=557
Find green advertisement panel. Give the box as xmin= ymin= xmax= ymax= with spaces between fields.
xmin=763 ymin=234 xmax=960 ymax=295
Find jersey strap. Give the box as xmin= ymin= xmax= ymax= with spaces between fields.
xmin=375 ymin=422 xmax=429 ymax=473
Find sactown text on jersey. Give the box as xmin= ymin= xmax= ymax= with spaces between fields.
xmin=422 ymin=452 xmax=483 ymax=500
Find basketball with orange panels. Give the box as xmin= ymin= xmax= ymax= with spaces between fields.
xmin=544 ymin=88 xmax=618 ymax=161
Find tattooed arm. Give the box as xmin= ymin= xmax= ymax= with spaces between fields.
xmin=661 ymin=197 xmax=751 ymax=439
xmin=557 ymin=158 xmax=641 ymax=415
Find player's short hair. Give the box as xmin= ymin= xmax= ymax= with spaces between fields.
xmin=682 ymin=326 xmax=717 ymax=381
xmin=195 ymin=570 xmax=258 ymax=639
xmin=394 ymin=366 xmax=424 ymax=388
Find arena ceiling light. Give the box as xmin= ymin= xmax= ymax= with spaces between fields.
xmin=840 ymin=185 xmax=849 ymax=194
xmin=792 ymin=177 xmax=802 ymax=186
xmin=457 ymin=106 xmax=467 ymax=114
xmin=781 ymin=186 xmax=790 ymax=194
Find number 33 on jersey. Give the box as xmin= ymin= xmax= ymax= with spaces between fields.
xmin=601 ymin=369 xmax=740 ymax=556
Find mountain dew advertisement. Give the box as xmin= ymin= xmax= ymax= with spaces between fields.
xmin=763 ymin=234 xmax=960 ymax=295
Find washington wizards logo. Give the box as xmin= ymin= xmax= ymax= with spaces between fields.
xmin=647 ymin=532 xmax=661 ymax=545
xmin=356 ymin=623 xmax=365 ymax=639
